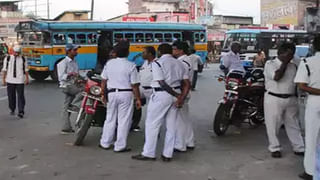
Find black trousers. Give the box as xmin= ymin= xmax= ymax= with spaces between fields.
xmin=7 ymin=83 xmax=25 ymax=113
xmin=192 ymin=70 xmax=198 ymax=89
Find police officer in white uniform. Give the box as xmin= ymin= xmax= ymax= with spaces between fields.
xmin=264 ymin=42 xmax=305 ymax=158
xmin=189 ymin=49 xmax=203 ymax=90
xmin=295 ymin=36 xmax=320 ymax=180
xmin=99 ymin=41 xmax=141 ymax=152
xmin=132 ymin=43 xmax=190 ymax=161
xmin=220 ymin=42 xmax=245 ymax=74
xmin=1 ymin=46 xmax=29 ymax=118
xmin=172 ymin=41 xmax=195 ymax=152
xmin=131 ymin=46 xmax=156 ymax=131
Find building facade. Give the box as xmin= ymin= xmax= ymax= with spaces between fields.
xmin=53 ymin=10 xmax=90 ymax=21
xmin=261 ymin=0 xmax=317 ymax=29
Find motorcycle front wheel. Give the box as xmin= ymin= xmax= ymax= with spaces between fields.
xmin=213 ymin=103 xmax=232 ymax=136
xmin=74 ymin=114 xmax=92 ymax=146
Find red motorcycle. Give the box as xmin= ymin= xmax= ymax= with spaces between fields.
xmin=74 ymin=71 xmax=106 ymax=146
xmin=213 ymin=68 xmax=265 ymax=136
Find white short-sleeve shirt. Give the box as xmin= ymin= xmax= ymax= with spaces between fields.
xmin=139 ymin=60 xmax=154 ymax=87
xmin=221 ymin=51 xmax=245 ymax=72
xmin=178 ymin=55 xmax=193 ymax=81
xmin=1 ymin=55 xmax=28 ymax=84
xmin=264 ymin=58 xmax=297 ymax=94
xmin=150 ymin=54 xmax=188 ymax=88
xmin=294 ymin=52 xmax=320 ymax=89
xmin=101 ymin=57 xmax=139 ymax=89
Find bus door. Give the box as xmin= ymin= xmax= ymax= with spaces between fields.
xmin=182 ymin=31 xmax=194 ymax=48
xmin=97 ymin=31 xmax=113 ymax=72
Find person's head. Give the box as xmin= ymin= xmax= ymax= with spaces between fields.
xmin=66 ymin=44 xmax=80 ymax=59
xmin=277 ymin=42 xmax=296 ymax=62
xmin=313 ymin=35 xmax=320 ymax=52
xmin=114 ymin=40 xmax=130 ymax=58
xmin=230 ymin=42 xmax=241 ymax=54
xmin=157 ymin=43 xmax=172 ymax=58
xmin=142 ymin=46 xmax=156 ymax=61
xmin=172 ymin=41 xmax=189 ymax=58
xmin=13 ymin=46 xmax=21 ymax=57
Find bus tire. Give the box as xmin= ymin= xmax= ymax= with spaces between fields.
xmin=29 ymin=70 xmax=49 ymax=81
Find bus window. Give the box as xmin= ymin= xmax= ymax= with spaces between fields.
xmin=194 ymin=33 xmax=200 ymax=42
xmin=125 ymin=33 xmax=134 ymax=42
xmin=76 ymin=33 xmax=87 ymax=44
xmin=67 ymin=34 xmax=75 ymax=44
xmin=146 ymin=33 xmax=153 ymax=43
xmin=114 ymin=33 xmax=123 ymax=43
xmin=164 ymin=33 xmax=172 ymax=42
xmin=87 ymin=33 xmax=97 ymax=44
xmin=173 ymin=33 xmax=181 ymax=41
xmin=135 ymin=33 xmax=144 ymax=43
xmin=155 ymin=33 xmax=163 ymax=42
xmin=53 ymin=33 xmax=66 ymax=45
xmin=200 ymin=33 xmax=206 ymax=42
xmin=43 ymin=32 xmax=51 ymax=45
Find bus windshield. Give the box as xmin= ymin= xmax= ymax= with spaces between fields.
xmin=223 ymin=33 xmax=258 ymax=52
xmin=20 ymin=32 xmax=51 ymax=46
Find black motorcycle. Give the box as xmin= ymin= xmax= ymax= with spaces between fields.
xmin=213 ymin=68 xmax=265 ymax=136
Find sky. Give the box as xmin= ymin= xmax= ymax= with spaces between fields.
xmin=21 ymin=0 xmax=261 ymax=24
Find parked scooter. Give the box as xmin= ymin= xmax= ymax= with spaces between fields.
xmin=74 ymin=71 xmax=106 ymax=145
xmin=213 ymin=68 xmax=265 ymax=136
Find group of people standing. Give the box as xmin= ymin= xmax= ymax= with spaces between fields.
xmin=221 ymin=39 xmax=320 ymax=180
xmin=57 ymin=40 xmax=203 ymax=161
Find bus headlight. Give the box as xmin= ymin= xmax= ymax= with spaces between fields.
xmin=90 ymin=86 xmax=102 ymax=96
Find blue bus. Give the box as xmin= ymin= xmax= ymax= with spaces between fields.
xmin=15 ymin=21 xmax=207 ymax=81
xmin=222 ymin=29 xmax=311 ymax=68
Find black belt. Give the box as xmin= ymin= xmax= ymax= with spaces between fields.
xmin=153 ymin=86 xmax=181 ymax=92
xmin=268 ymin=92 xmax=295 ymax=99
xmin=108 ymin=88 xmax=132 ymax=93
xmin=142 ymin=86 xmax=152 ymax=89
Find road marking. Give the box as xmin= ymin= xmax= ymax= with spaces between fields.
xmin=0 ymin=96 xmax=7 ymax=101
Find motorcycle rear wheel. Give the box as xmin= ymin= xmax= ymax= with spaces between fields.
xmin=74 ymin=114 xmax=92 ymax=146
xmin=213 ymin=103 xmax=231 ymax=136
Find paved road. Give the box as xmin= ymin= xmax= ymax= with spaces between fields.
xmin=0 ymin=64 xmax=304 ymax=180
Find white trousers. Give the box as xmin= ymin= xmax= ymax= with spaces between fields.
xmin=264 ymin=93 xmax=305 ymax=153
xmin=140 ymin=87 xmax=153 ymax=100
xmin=100 ymin=92 xmax=133 ymax=151
xmin=304 ymin=95 xmax=320 ymax=175
xmin=142 ymin=91 xmax=178 ymax=158
xmin=175 ymin=97 xmax=195 ymax=151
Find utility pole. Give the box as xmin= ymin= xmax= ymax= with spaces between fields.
xmin=47 ymin=0 xmax=50 ymax=19
xmin=91 ymin=0 xmax=94 ymax=20
xmin=34 ymin=0 xmax=37 ymax=17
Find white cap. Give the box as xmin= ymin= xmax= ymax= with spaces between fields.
xmin=13 ymin=46 xmax=22 ymax=53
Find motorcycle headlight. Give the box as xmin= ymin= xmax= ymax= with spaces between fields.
xmin=90 ymin=86 xmax=102 ymax=96
xmin=227 ymin=81 xmax=239 ymax=90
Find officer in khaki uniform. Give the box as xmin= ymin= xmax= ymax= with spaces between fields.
xmin=264 ymin=42 xmax=305 ymax=158
xmin=99 ymin=41 xmax=141 ymax=152
xmin=132 ymin=43 xmax=190 ymax=161
xmin=131 ymin=46 xmax=156 ymax=131
xmin=295 ymin=36 xmax=320 ymax=180
xmin=172 ymin=41 xmax=195 ymax=152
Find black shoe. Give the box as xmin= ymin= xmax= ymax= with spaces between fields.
xmin=174 ymin=148 xmax=186 ymax=153
xmin=294 ymin=151 xmax=305 ymax=156
xmin=114 ymin=147 xmax=131 ymax=153
xmin=187 ymin=146 xmax=195 ymax=151
xmin=271 ymin=151 xmax=282 ymax=158
xmin=299 ymin=172 xmax=313 ymax=180
xmin=132 ymin=154 xmax=156 ymax=161
xmin=17 ymin=112 xmax=24 ymax=118
xmin=10 ymin=111 xmax=15 ymax=116
xmin=67 ymin=105 xmax=80 ymax=113
xmin=131 ymin=126 xmax=141 ymax=132
xmin=161 ymin=155 xmax=172 ymax=162
xmin=98 ymin=144 xmax=112 ymax=150
xmin=60 ymin=129 xmax=75 ymax=135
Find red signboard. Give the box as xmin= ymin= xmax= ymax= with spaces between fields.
xmin=191 ymin=2 xmax=195 ymax=20
xmin=122 ymin=16 xmax=155 ymax=22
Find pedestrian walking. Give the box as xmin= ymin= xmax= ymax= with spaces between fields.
xmin=295 ymin=36 xmax=320 ymax=180
xmin=131 ymin=46 xmax=156 ymax=132
xmin=189 ymin=49 xmax=203 ymax=91
xmin=264 ymin=42 xmax=305 ymax=158
xmin=132 ymin=43 xmax=190 ymax=161
xmin=99 ymin=40 xmax=141 ymax=152
xmin=57 ymin=44 xmax=84 ymax=134
xmin=1 ymin=46 xmax=29 ymax=118
xmin=172 ymin=41 xmax=195 ymax=152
